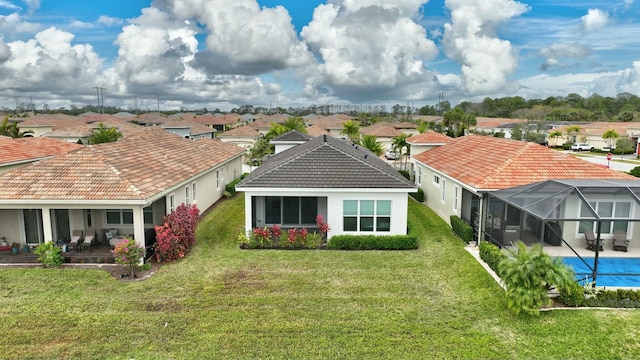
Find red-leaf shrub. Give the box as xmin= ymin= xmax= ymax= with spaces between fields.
xmin=154 ymin=203 xmax=200 ymax=263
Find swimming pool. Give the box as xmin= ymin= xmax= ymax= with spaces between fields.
xmin=562 ymin=257 xmax=640 ymax=288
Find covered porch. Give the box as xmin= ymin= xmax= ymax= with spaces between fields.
xmin=482 ymin=179 xmax=640 ymax=286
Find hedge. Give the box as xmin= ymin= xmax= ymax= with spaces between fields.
xmin=225 ymin=173 xmax=248 ymax=196
xmin=410 ymin=188 xmax=425 ymax=202
xmin=478 ymin=241 xmax=506 ymax=275
xmin=450 ymin=215 xmax=473 ymax=244
xmin=327 ymin=234 xmax=418 ymax=250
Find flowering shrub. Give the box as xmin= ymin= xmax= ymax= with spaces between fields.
xmin=287 ymin=228 xmax=308 ymax=245
xmin=316 ymin=215 xmax=330 ymax=240
xmin=154 ymin=203 xmax=200 ymax=263
xmin=111 ymin=237 xmax=145 ymax=277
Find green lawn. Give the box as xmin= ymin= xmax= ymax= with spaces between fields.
xmin=1 ymin=195 xmax=640 ymax=359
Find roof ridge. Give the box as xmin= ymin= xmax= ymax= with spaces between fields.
xmin=477 ymin=140 xmax=531 ymax=189
xmin=331 ymin=142 xmax=414 ymax=186
xmin=89 ymin=146 xmax=146 ymax=199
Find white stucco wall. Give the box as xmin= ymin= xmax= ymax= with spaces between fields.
xmin=241 ymin=189 xmax=412 ymax=239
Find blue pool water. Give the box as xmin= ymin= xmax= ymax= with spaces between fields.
xmin=562 ymin=257 xmax=640 ymax=287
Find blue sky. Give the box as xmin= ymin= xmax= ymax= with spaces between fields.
xmin=0 ymin=0 xmax=638 ymax=111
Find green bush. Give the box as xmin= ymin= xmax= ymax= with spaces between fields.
xmin=478 ymin=241 xmax=506 ymax=274
xmin=558 ymin=282 xmax=585 ymax=307
xmin=630 ymin=166 xmax=640 ymax=178
xmin=225 ymin=178 xmax=243 ymax=196
xmin=327 ymin=234 xmax=418 ymax=250
xmin=450 ymin=215 xmax=473 ymax=244
xmin=410 ymin=188 xmax=425 ymax=202
xmin=398 ymin=170 xmax=411 ymax=180
xmin=34 ymin=242 xmax=63 ymax=267
xmin=562 ymin=142 xmax=572 ymax=150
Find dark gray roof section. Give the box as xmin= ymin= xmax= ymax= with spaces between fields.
xmin=238 ymin=135 xmax=417 ymax=189
xmin=271 ymin=130 xmax=312 ymax=143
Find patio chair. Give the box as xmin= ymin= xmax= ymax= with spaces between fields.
xmin=612 ymin=230 xmax=629 ymax=252
xmin=81 ymin=232 xmax=95 ymax=253
xmin=584 ymin=230 xmax=603 ymax=251
xmin=68 ymin=230 xmax=83 ymax=252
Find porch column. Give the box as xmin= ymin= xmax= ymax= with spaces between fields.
xmin=132 ymin=206 xmax=145 ymax=265
xmin=244 ymin=194 xmax=253 ymax=235
xmin=41 ymin=207 xmax=54 ymax=243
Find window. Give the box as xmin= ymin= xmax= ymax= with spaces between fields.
xmin=417 ymin=167 xmax=422 ymax=185
xmin=216 ymin=170 xmax=220 ymax=188
xmin=343 ymin=200 xmax=391 ymax=232
xmin=185 ymin=186 xmax=190 ymax=205
xmin=86 ymin=209 xmax=93 ymax=228
xmin=453 ymin=185 xmax=459 ymax=211
xmin=265 ymin=196 xmax=317 ymax=225
xmin=169 ymin=194 xmax=175 ymax=213
xmin=579 ymin=201 xmax=632 ymax=235
xmin=143 ymin=206 xmax=153 ymax=224
xmin=433 ymin=175 xmax=440 ymax=185
xmin=441 ymin=179 xmax=446 ymax=203
xmin=106 ymin=209 xmax=133 ymax=225
xmin=192 ymin=182 xmax=197 ymax=203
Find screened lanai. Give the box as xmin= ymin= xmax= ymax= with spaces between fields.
xmin=483 ymin=179 xmax=640 ymax=286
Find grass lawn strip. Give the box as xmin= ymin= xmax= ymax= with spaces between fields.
xmin=0 ymin=195 xmax=639 ymax=358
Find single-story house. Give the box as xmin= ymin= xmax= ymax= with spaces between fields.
xmin=270 ymin=130 xmax=312 ymax=154
xmin=0 ymin=137 xmax=82 ymax=173
xmin=407 ymin=131 xmax=453 ymax=157
xmin=0 ymin=128 xmax=245 ymax=252
xmin=236 ymin=135 xmax=417 ymax=240
xmin=217 ymin=125 xmax=262 ymax=150
xmin=411 ymin=135 xmax=637 ymax=251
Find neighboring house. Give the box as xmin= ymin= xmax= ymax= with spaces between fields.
xmin=43 ymin=119 xmax=147 ymax=144
xmin=192 ymin=114 xmax=243 ymax=132
xmin=407 ymin=131 xmax=453 ymax=157
xmin=0 ymin=128 xmax=245 ymax=252
xmin=217 ymin=125 xmax=262 ymax=150
xmin=270 ymin=130 xmax=312 ymax=154
xmin=359 ymin=122 xmax=404 ymax=151
xmin=473 ymin=117 xmax=527 ymax=138
xmin=411 ymin=135 xmax=637 ymax=251
xmin=160 ymin=120 xmax=217 ymax=140
xmin=236 ymin=135 xmax=417 ymax=240
xmin=15 ymin=114 xmax=85 ymax=137
xmin=0 ymin=137 xmax=82 ymax=173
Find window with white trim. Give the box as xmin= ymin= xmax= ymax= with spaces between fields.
xmin=453 ymin=185 xmax=459 ymax=211
xmin=192 ymin=182 xmax=197 ymax=204
xmin=441 ymin=179 xmax=446 ymax=203
xmin=265 ymin=196 xmax=317 ymax=225
xmin=433 ymin=174 xmax=440 ymax=185
xmin=579 ymin=201 xmax=632 ymax=235
xmin=185 ymin=186 xmax=190 ymax=205
xmin=417 ymin=167 xmax=422 ymax=185
xmin=169 ymin=194 xmax=175 ymax=213
xmin=343 ymin=200 xmax=391 ymax=232
xmin=143 ymin=206 xmax=153 ymax=224
xmin=106 ymin=209 xmax=134 ymax=225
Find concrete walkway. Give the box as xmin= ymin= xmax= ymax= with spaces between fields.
xmin=567 ymin=151 xmax=640 ymax=173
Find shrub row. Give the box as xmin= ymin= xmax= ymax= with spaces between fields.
xmin=154 ymin=203 xmax=200 ymax=263
xmin=450 ymin=215 xmax=473 ymax=244
xmin=327 ymin=234 xmax=418 ymax=250
xmin=225 ymin=173 xmax=248 ymax=197
xmin=410 ymin=188 xmax=425 ymax=202
xmin=478 ymin=241 xmax=506 ymax=275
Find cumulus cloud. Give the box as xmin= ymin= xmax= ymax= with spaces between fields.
xmin=97 ymin=15 xmax=124 ymax=27
xmin=23 ymin=0 xmax=40 ymax=12
xmin=0 ymin=13 xmax=40 ymax=35
xmin=539 ymin=42 xmax=592 ymax=71
xmin=581 ymin=9 xmax=609 ymax=33
xmin=0 ymin=27 xmax=104 ymax=99
xmin=300 ymin=0 xmax=439 ymax=101
xmin=442 ymin=0 xmax=529 ymax=94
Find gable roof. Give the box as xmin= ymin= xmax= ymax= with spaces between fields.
xmin=360 ymin=122 xmax=403 ymax=137
xmin=217 ymin=125 xmax=261 ymax=138
xmin=0 ymin=137 xmax=82 ymax=166
xmin=0 ymin=128 xmax=245 ymax=203
xmin=412 ymin=135 xmax=635 ymax=191
xmin=237 ymin=135 xmax=416 ymax=190
xmin=271 ymin=130 xmax=312 ymax=143
xmin=407 ymin=131 xmax=453 ymax=144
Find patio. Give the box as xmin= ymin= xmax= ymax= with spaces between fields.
xmin=0 ymin=245 xmax=115 ymax=264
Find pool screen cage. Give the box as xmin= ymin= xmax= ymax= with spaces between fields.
xmin=483 ymin=179 xmax=640 ymax=287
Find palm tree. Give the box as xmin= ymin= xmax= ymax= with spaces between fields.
xmin=340 ymin=120 xmax=360 ymax=141
xmin=0 ymin=116 xmax=33 ymax=138
xmin=359 ymin=134 xmax=383 ymax=156
xmin=548 ymin=130 xmax=563 ymax=147
xmin=602 ymin=129 xmax=619 ymax=150
xmin=281 ymin=117 xmax=307 ymax=133
xmin=391 ymin=133 xmax=410 ymax=170
xmin=88 ymin=123 xmax=123 ymax=144
xmin=564 ymin=125 xmax=582 ymax=144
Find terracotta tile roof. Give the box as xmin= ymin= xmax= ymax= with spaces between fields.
xmin=0 ymin=128 xmax=245 ymax=202
xmin=17 ymin=116 xmax=85 ymax=130
xmin=413 ymin=135 xmax=635 ymax=190
xmin=0 ymin=137 xmax=82 ymax=166
xmin=306 ymin=115 xmax=350 ymax=127
xmin=217 ymin=125 xmax=261 ymax=138
xmin=360 ymin=122 xmax=403 ymax=137
xmin=43 ymin=120 xmax=148 ymax=138
xmin=474 ymin=117 xmax=526 ymax=129
xmin=306 ymin=125 xmax=332 ymax=137
xmin=394 ymin=122 xmax=417 ymax=129
xmin=159 ymin=120 xmax=216 ymax=135
xmin=271 ymin=130 xmax=312 ymax=142
xmin=407 ymin=131 xmax=453 ymax=144
xmin=192 ymin=114 xmax=240 ymax=125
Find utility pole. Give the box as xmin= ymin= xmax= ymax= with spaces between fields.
xmin=95 ymin=86 xmax=105 ymax=114
xmin=134 ymin=95 xmax=138 ymax=114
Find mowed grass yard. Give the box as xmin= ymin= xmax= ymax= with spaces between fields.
xmin=1 ymin=195 xmax=640 ymax=359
